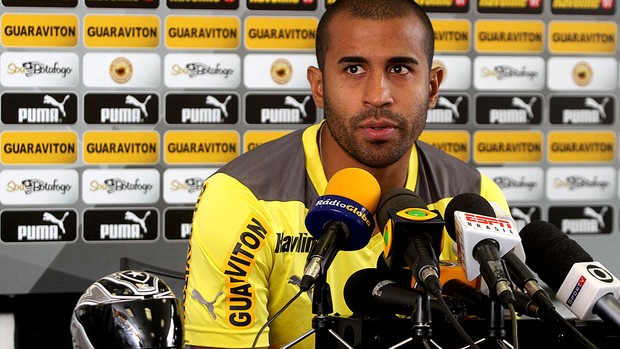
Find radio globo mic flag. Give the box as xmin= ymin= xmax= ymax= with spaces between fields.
xmin=300 ymin=167 xmax=381 ymax=291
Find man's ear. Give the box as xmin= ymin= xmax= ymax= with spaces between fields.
xmin=307 ymin=66 xmax=324 ymax=108
xmin=428 ymin=65 xmax=444 ymax=109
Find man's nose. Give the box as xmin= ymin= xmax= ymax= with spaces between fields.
xmin=363 ymin=71 xmax=393 ymax=108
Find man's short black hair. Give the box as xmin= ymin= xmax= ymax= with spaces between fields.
xmin=316 ymin=0 xmax=435 ymax=71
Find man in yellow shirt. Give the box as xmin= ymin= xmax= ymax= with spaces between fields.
xmin=184 ymin=0 xmax=508 ymax=348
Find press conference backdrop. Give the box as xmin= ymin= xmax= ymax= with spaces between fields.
xmin=0 ymin=0 xmax=619 ymax=295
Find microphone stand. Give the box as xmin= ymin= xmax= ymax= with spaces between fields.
xmin=388 ymin=285 xmax=440 ymax=349
xmin=462 ymin=297 xmax=508 ymax=349
xmin=411 ymin=291 xmax=439 ymax=349
xmin=480 ymin=298 xmax=511 ymax=349
xmin=281 ymin=273 xmax=353 ymax=349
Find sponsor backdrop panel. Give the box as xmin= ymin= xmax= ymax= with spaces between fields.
xmin=1 ymin=0 xmax=620 ymax=296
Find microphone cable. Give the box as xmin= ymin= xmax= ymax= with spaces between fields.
xmin=552 ymin=311 xmax=600 ymax=349
xmin=430 ymin=288 xmax=481 ymax=349
xmin=506 ymin=302 xmax=519 ymax=349
xmin=250 ymin=289 xmax=304 ymax=349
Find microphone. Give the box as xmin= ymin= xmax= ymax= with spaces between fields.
xmin=344 ymin=268 xmax=426 ymax=316
xmin=444 ymin=193 xmax=519 ymax=307
xmin=442 ymin=278 xmax=491 ymax=319
xmin=376 ymin=188 xmax=444 ymax=295
xmin=502 ymin=249 xmax=556 ymax=316
xmin=300 ymin=167 xmax=381 ymax=291
xmin=520 ymin=220 xmax=620 ymax=329
xmin=513 ymin=289 xmax=543 ymax=319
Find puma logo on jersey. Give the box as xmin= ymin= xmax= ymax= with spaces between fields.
xmin=192 ymin=289 xmax=223 ymax=320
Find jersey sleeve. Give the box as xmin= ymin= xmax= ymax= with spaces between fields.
xmin=183 ymin=172 xmax=275 ymax=348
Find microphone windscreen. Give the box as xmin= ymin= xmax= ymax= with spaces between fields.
xmin=325 ymin=168 xmax=381 ymax=213
xmin=444 ymin=192 xmax=495 ymax=241
xmin=519 ymin=220 xmax=593 ymax=291
xmin=344 ymin=268 xmax=418 ymax=316
xmin=376 ymin=188 xmax=427 ymax=229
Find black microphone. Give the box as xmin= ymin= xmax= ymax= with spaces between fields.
xmin=344 ymin=268 xmax=426 ymax=316
xmin=442 ymin=279 xmax=491 ymax=319
xmin=520 ymin=220 xmax=620 ymax=330
xmin=444 ymin=193 xmax=517 ymax=307
xmin=503 ymin=249 xmax=556 ymax=316
xmin=376 ymin=188 xmax=444 ymax=295
xmin=513 ymin=289 xmax=543 ymax=319
xmin=300 ymin=168 xmax=380 ymax=291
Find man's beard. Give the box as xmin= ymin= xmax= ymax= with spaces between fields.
xmin=323 ymin=99 xmax=427 ymax=169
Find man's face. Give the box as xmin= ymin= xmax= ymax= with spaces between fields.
xmin=313 ymin=13 xmax=441 ymax=168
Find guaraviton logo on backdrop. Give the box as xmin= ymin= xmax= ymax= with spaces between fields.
xmin=475 ymin=20 xmax=544 ymax=53
xmin=245 ymin=17 xmax=317 ymax=50
xmin=83 ymin=131 xmax=159 ymax=164
xmin=2 ymin=14 xmax=77 ymax=47
xmin=432 ymin=20 xmax=470 ymax=52
xmin=548 ymin=131 xmax=615 ymax=163
xmin=1 ymin=131 xmax=77 ymax=164
xmin=474 ymin=131 xmax=543 ymax=163
xmin=166 ymin=16 xmax=240 ymax=49
xmin=418 ymin=131 xmax=470 ymax=162
xmin=164 ymin=131 xmax=239 ymax=164
xmin=84 ymin=15 xmax=160 ymax=47
xmin=549 ymin=21 xmax=616 ymax=54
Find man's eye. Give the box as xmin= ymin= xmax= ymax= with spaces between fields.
xmin=392 ymin=65 xmax=410 ymax=74
xmin=346 ymin=65 xmax=364 ymax=74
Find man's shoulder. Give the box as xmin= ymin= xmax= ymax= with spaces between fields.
xmin=415 ymin=140 xmax=483 ymax=201
xmin=215 ymin=127 xmax=312 ymax=203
